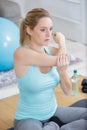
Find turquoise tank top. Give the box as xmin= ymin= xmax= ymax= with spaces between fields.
xmin=15 ymin=46 xmax=60 ymax=120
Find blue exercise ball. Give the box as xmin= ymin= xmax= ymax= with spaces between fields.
xmin=0 ymin=17 xmax=20 ymax=71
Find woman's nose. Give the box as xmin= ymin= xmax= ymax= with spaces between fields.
xmin=46 ymin=30 xmax=51 ymax=37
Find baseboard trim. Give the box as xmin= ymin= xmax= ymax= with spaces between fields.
xmin=0 ymin=84 xmax=19 ymax=99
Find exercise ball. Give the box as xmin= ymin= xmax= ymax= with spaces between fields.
xmin=0 ymin=17 xmax=20 ymax=71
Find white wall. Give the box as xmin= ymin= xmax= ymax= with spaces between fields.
xmin=10 ymin=0 xmax=87 ymax=44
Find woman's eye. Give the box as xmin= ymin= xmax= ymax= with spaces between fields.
xmin=40 ymin=27 xmax=53 ymax=32
xmin=50 ymin=27 xmax=53 ymax=31
xmin=40 ymin=29 xmax=45 ymax=32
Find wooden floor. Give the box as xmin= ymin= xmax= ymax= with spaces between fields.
xmin=0 ymin=76 xmax=87 ymax=130
xmin=0 ymin=95 xmax=18 ymax=130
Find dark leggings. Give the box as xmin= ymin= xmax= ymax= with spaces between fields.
xmin=14 ymin=106 xmax=87 ymax=130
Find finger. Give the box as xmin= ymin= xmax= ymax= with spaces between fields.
xmin=59 ymin=54 xmax=63 ymax=66
xmin=57 ymin=55 xmax=63 ymax=67
xmin=63 ymin=54 xmax=67 ymax=65
xmin=65 ymin=54 xmax=69 ymax=65
xmin=59 ymin=54 xmax=64 ymax=66
xmin=57 ymin=55 xmax=60 ymax=66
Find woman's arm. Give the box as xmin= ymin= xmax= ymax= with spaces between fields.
xmin=14 ymin=32 xmax=66 ymax=67
xmin=14 ymin=47 xmax=57 ymax=67
xmin=57 ymin=54 xmax=72 ymax=95
xmin=59 ymin=70 xmax=72 ymax=95
xmin=49 ymin=32 xmax=72 ymax=95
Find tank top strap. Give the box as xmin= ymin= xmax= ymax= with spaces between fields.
xmin=24 ymin=45 xmax=29 ymax=48
xmin=24 ymin=45 xmax=52 ymax=55
xmin=44 ymin=46 xmax=53 ymax=55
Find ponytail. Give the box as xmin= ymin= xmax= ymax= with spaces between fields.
xmin=20 ymin=19 xmax=28 ymax=46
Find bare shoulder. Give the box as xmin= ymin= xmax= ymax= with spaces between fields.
xmin=48 ymin=46 xmax=58 ymax=56
xmin=14 ymin=46 xmax=31 ymax=61
xmin=14 ymin=46 xmax=30 ymax=77
xmin=14 ymin=46 xmax=35 ymax=65
xmin=14 ymin=46 xmax=24 ymax=57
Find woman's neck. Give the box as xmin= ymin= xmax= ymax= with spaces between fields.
xmin=29 ymin=43 xmax=45 ymax=53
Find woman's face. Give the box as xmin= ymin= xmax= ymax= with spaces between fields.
xmin=29 ymin=17 xmax=53 ymax=46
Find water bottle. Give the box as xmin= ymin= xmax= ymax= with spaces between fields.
xmin=71 ymin=69 xmax=79 ymax=96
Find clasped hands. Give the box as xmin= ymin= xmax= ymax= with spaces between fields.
xmin=53 ymin=32 xmax=70 ymax=71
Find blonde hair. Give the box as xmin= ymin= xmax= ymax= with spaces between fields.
xmin=20 ymin=8 xmax=51 ymax=46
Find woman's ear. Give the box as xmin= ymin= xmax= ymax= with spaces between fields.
xmin=26 ymin=27 xmax=31 ymax=35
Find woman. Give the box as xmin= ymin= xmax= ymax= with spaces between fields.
xmin=14 ymin=8 xmax=87 ymax=130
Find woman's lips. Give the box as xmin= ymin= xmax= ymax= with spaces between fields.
xmin=44 ymin=39 xmax=50 ymax=42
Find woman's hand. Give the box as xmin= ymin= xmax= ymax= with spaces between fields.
xmin=52 ymin=32 xmax=66 ymax=54
xmin=57 ymin=54 xmax=70 ymax=72
xmin=52 ymin=32 xmax=65 ymax=46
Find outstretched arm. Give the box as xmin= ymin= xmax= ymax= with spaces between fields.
xmin=14 ymin=47 xmax=57 ymax=67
